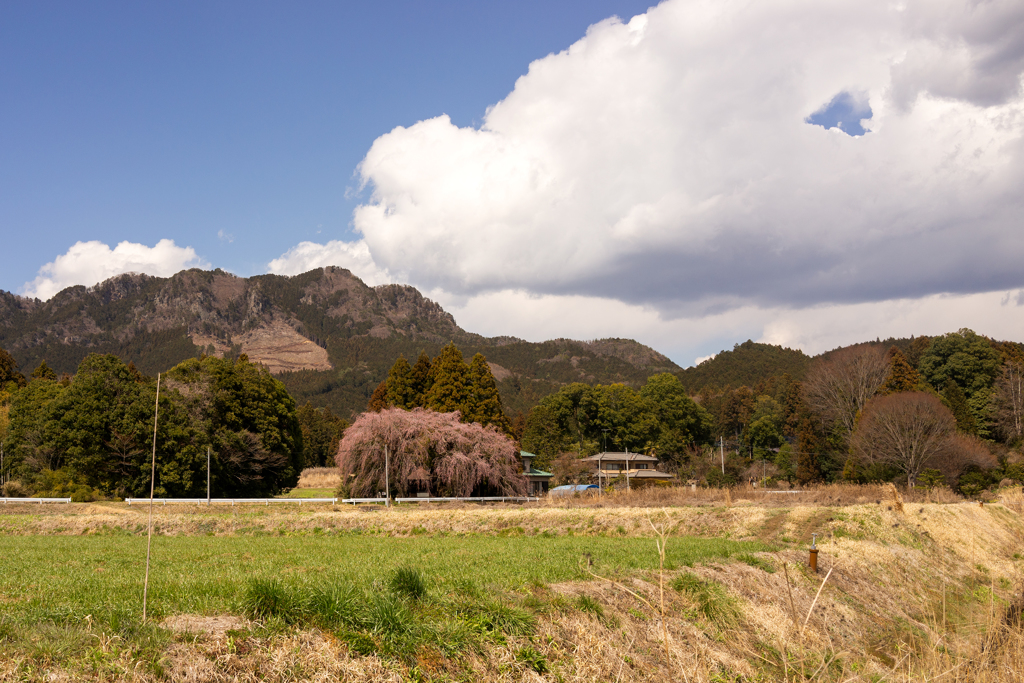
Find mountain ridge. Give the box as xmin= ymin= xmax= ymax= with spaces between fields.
xmin=0 ymin=267 xmax=678 ymax=417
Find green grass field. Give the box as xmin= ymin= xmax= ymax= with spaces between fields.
xmin=0 ymin=528 xmax=771 ymax=678
xmin=276 ymin=487 xmax=337 ymax=498
xmin=1 ymin=533 xmax=767 ymax=620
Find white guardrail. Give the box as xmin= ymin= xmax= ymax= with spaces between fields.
xmin=124 ymin=498 xmax=338 ymax=505
xmin=123 ymin=496 xmax=541 ymax=506
xmin=1 ymin=497 xmax=72 ymax=504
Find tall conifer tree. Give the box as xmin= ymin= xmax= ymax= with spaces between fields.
xmin=795 ymin=417 xmax=822 ymax=483
xmin=943 ymin=379 xmax=976 ymax=434
xmin=466 ymin=353 xmax=512 ymax=434
xmin=880 ymin=347 xmax=920 ymax=394
xmin=367 ymin=380 xmax=389 ymax=413
xmin=410 ymin=351 xmax=433 ymax=406
xmin=386 ymin=356 xmax=416 ymax=409
xmin=424 ymin=342 xmax=470 ymax=414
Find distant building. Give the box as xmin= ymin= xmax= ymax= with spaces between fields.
xmin=583 ymin=452 xmax=675 ymax=485
xmin=520 ymin=451 xmax=553 ymax=495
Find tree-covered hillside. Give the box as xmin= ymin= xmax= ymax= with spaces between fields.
xmin=675 ymin=340 xmax=812 ymax=393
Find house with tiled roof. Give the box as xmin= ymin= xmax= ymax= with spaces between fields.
xmin=519 ymin=451 xmax=553 ymax=496
xmin=583 ymin=452 xmax=674 ymax=486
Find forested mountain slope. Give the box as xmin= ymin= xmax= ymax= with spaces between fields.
xmin=675 ymin=340 xmax=812 ymax=393
xmin=0 ymin=268 xmax=678 ymax=417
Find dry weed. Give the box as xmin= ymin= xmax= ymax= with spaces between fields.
xmin=296 ymin=467 xmax=341 ymax=489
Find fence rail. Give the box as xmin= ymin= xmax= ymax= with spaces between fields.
xmin=124 ymin=498 xmax=338 ymax=505
xmin=1 ymin=497 xmax=72 ymax=504
xmin=393 ymin=496 xmax=539 ymax=503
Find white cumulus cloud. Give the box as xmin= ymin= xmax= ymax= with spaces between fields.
xmin=273 ymin=0 xmax=1024 ymax=364
xmin=350 ymin=0 xmax=1024 ymax=312
xmin=267 ymin=239 xmax=393 ymax=286
xmin=22 ymin=239 xmax=207 ymax=300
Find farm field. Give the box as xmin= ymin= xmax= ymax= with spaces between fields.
xmin=0 ymin=489 xmax=1022 ymax=682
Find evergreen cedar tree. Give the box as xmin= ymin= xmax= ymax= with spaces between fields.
xmin=2 ymin=352 xmax=302 ymax=498
xmin=30 ymin=360 xmax=58 ymax=382
xmin=296 ymin=402 xmax=349 ymax=468
xmin=369 ymin=343 xmax=512 ymax=435
xmin=336 ymin=407 xmax=527 ymax=498
xmin=879 ymin=347 xmax=920 ymax=395
xmin=0 ymin=347 xmax=27 ymax=389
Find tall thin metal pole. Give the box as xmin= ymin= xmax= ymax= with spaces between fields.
xmin=143 ymin=373 xmax=160 ymax=622
xmin=384 ymin=444 xmax=390 ymax=508
xmin=720 ymin=436 xmax=725 ymax=475
xmin=207 ymin=446 xmax=211 ymax=505
xmin=625 ymin=448 xmax=631 ymax=491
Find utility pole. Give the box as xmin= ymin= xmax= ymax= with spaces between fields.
xmin=720 ymin=436 xmax=725 ymax=475
xmin=385 ymin=444 xmax=391 ymax=508
xmin=600 ymin=429 xmax=609 ymax=495
xmin=625 ymin=447 xmax=631 ymax=491
xmin=207 ymin=446 xmax=211 ymax=505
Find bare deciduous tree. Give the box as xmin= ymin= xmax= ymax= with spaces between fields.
xmin=992 ymin=360 xmax=1024 ymax=443
xmin=803 ymin=344 xmax=889 ymax=445
xmin=850 ymin=392 xmax=956 ymax=486
xmin=930 ymin=432 xmax=998 ymax=483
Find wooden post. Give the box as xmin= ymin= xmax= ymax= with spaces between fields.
xmin=143 ymin=373 xmax=161 ymax=622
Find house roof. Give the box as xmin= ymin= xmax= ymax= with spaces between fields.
xmin=582 ymin=452 xmax=659 ymax=463
xmin=520 ymin=450 xmax=537 ymax=458
xmin=628 ymin=470 xmax=675 ymax=479
xmin=527 ymin=468 xmax=553 ymax=478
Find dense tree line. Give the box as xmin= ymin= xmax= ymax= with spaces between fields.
xmin=368 ymin=343 xmax=512 ymax=435
xmin=520 ymin=373 xmax=713 ymax=472
xmin=0 ymin=350 xmax=305 ymax=500
xmin=516 ymin=329 xmax=1023 ymax=493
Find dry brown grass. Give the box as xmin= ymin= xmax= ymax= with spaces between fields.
xmin=2 ymin=486 xmax=1022 ymax=681
xmin=295 ymin=467 xmax=341 ymax=489
xmin=544 ymin=481 xmax=964 ymax=508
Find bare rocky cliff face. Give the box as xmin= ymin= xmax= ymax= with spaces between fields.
xmin=0 ymin=267 xmax=679 ymax=416
xmin=0 ymin=267 xmax=460 ymax=375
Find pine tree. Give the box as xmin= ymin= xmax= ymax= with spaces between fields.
xmin=943 ymin=379 xmax=976 ymax=434
xmin=880 ymin=347 xmax=920 ymax=395
xmin=367 ymin=380 xmax=389 ymax=413
xmin=410 ymin=351 xmax=433 ymax=406
xmin=30 ymin=360 xmax=58 ymax=382
xmin=0 ymin=346 xmax=26 ymax=388
xmin=424 ymin=342 xmax=470 ymax=414
xmin=385 ymin=356 xmax=416 ymax=409
xmin=795 ymin=417 xmax=822 ymax=483
xmin=466 ymin=353 xmax=512 ymax=434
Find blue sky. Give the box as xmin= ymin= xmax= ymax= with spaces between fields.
xmin=1 ymin=0 xmax=653 ymax=285
xmin=3 ymin=1 xmax=1024 ymax=366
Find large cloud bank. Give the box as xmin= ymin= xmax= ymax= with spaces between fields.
xmin=279 ymin=0 xmax=1020 ymax=361
xmin=345 ymin=0 xmax=1024 ymax=310
xmin=22 ymin=239 xmax=207 ymax=300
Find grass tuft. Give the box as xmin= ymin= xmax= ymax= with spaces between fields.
xmin=389 ymin=566 xmax=428 ymax=600
xmin=672 ymin=573 xmax=741 ymax=626
xmin=241 ymin=578 xmax=301 ymax=623
xmin=736 ymin=553 xmax=776 ymax=573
